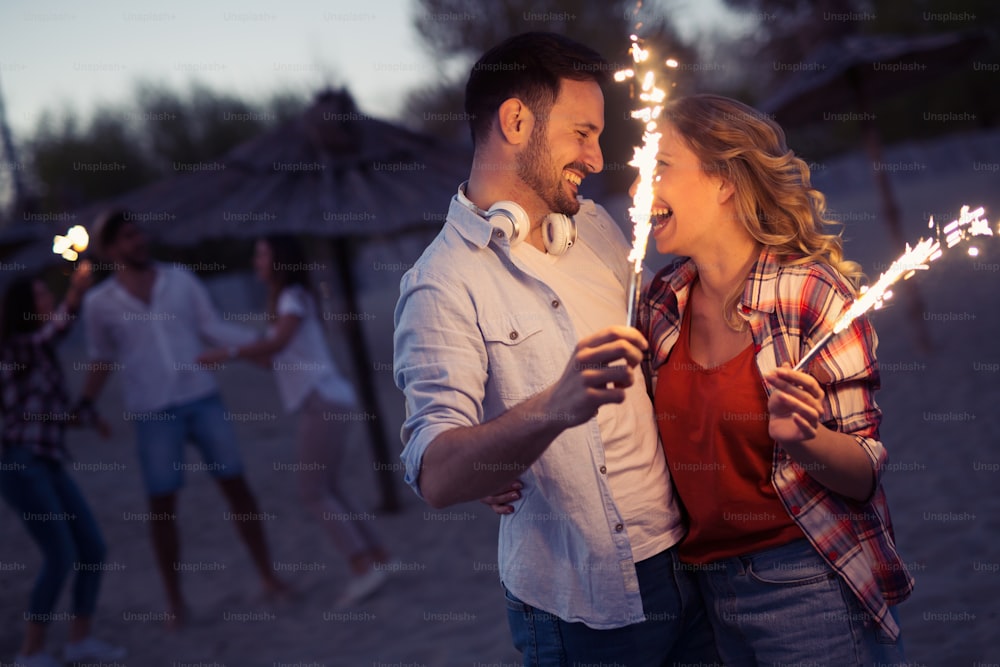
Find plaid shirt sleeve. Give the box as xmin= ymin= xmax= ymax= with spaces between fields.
xmin=785 ymin=265 xmax=886 ymax=490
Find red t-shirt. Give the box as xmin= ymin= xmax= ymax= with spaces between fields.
xmin=655 ymin=303 xmax=803 ymax=564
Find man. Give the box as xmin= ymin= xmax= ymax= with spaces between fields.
xmin=77 ymin=211 xmax=286 ymax=627
xmin=394 ymin=32 xmax=717 ymax=665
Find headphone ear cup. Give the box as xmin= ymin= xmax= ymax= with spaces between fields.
xmin=486 ymin=201 xmax=530 ymax=246
xmin=542 ymin=214 xmax=578 ymax=256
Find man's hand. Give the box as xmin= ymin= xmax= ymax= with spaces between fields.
xmin=541 ymin=326 xmax=646 ymax=428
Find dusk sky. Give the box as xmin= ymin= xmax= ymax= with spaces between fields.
xmin=0 ymin=0 xmax=742 ymax=136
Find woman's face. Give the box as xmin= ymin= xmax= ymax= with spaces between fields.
xmin=32 ymin=280 xmax=55 ymax=317
xmin=253 ymin=239 xmax=273 ymax=283
xmin=631 ymin=122 xmax=729 ymax=258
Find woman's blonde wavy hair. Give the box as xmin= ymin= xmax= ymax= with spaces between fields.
xmin=661 ymin=94 xmax=863 ymax=329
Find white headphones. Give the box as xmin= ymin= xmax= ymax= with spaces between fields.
xmin=458 ymin=184 xmax=577 ymax=256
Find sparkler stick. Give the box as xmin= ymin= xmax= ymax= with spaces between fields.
xmin=794 ymin=205 xmax=994 ymax=372
xmin=615 ymin=35 xmax=676 ymax=327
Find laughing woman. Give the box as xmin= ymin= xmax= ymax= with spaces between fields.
xmin=638 ymin=94 xmax=913 ymax=666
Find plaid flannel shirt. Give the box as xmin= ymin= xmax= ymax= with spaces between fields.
xmin=640 ymin=246 xmax=914 ymax=641
xmin=1 ymin=304 xmax=76 ymax=460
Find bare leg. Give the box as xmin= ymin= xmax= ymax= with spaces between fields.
xmin=148 ymin=493 xmax=185 ymax=628
xmin=215 ymin=475 xmax=287 ymax=595
xmin=19 ymin=622 xmax=46 ymax=656
xmin=68 ymin=615 xmax=92 ymax=643
xmin=297 ymin=396 xmax=387 ymax=574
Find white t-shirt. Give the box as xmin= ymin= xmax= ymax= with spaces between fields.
xmin=271 ymin=285 xmax=358 ymax=413
xmin=512 ymin=241 xmax=679 ymax=563
xmin=84 ymin=264 xmax=256 ymax=413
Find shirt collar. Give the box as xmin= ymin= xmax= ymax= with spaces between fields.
xmin=741 ymin=245 xmax=782 ymax=315
xmin=446 ymin=182 xmax=497 ymax=250
xmin=658 ymin=245 xmax=783 ymax=317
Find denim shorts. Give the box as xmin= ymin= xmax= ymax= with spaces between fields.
xmin=132 ymin=393 xmax=244 ymax=496
xmin=693 ymin=538 xmax=905 ymax=666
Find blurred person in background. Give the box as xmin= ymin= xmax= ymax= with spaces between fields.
xmin=76 ymin=211 xmax=287 ymax=628
xmin=199 ymin=235 xmax=391 ymax=607
xmin=0 ymin=262 xmax=126 ymax=667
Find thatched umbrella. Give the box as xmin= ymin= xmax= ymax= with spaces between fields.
xmin=16 ymin=90 xmax=472 ymax=511
xmin=759 ymin=30 xmax=990 ymax=352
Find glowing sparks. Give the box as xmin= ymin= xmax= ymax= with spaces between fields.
xmin=52 ymin=225 xmax=89 ymax=262
xmin=795 ymin=205 xmax=995 ymax=371
xmin=617 ymin=33 xmax=677 ymax=325
xmin=832 ymin=236 xmax=940 ymax=335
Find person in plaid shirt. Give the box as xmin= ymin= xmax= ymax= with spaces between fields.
xmin=638 ymin=94 xmax=913 ymax=665
xmin=0 ymin=263 xmax=125 ymax=667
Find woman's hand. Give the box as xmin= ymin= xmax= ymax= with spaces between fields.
xmin=764 ymin=364 xmax=825 ymax=446
xmin=64 ymin=260 xmax=94 ymax=311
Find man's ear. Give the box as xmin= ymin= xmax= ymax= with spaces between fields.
xmin=497 ymin=98 xmax=533 ymax=146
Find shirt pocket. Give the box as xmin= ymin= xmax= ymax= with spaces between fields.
xmin=479 ymin=313 xmax=551 ymax=401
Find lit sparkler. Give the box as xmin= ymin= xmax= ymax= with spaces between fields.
xmin=616 ymin=35 xmax=677 ymax=326
xmin=794 ymin=205 xmax=994 ymax=371
xmin=52 ymin=225 xmax=89 ymax=262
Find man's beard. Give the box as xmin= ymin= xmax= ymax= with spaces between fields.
xmin=516 ymin=124 xmax=581 ymax=217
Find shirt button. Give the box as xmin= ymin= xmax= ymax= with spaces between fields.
xmin=551 ymin=299 xmax=560 ymax=309
xmin=599 ymin=465 xmax=607 ymax=474
xmin=790 ymin=505 xmax=801 ymax=515
xmin=509 ymin=331 xmax=518 ymax=341
xmin=615 ymin=523 xmax=624 ymax=532
xmin=828 ymin=551 xmax=839 ymax=561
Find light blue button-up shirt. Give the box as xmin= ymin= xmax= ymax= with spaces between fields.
xmin=394 ymin=195 xmax=684 ymax=629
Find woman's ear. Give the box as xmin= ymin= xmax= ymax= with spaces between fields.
xmin=497 ymin=98 xmax=533 ymax=146
xmin=717 ymin=178 xmax=735 ymax=205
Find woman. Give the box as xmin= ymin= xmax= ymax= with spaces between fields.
xmin=637 ymin=94 xmax=913 ymax=665
xmin=199 ymin=236 xmax=390 ymax=606
xmin=0 ymin=263 xmax=125 ymax=667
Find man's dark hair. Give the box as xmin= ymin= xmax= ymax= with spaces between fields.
xmin=465 ymin=32 xmax=609 ymax=147
xmin=94 ymin=209 xmax=134 ymax=252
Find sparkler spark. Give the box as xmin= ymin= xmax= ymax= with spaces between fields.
xmin=52 ymin=225 xmax=89 ymax=262
xmin=794 ymin=205 xmax=994 ymax=371
xmin=617 ymin=34 xmax=676 ymax=326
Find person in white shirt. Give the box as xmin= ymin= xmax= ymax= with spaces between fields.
xmin=199 ymin=235 xmax=390 ymax=606
xmin=77 ymin=211 xmax=288 ymax=628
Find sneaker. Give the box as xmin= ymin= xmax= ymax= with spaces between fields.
xmin=335 ymin=567 xmax=388 ymax=607
xmin=62 ymin=636 xmax=127 ymax=662
xmin=13 ymin=653 xmax=62 ymax=667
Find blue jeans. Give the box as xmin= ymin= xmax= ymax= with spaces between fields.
xmin=693 ymin=538 xmax=905 ymax=667
xmin=133 ymin=393 xmax=244 ymax=496
xmin=0 ymin=447 xmax=107 ymax=622
xmin=504 ymin=546 xmax=721 ymax=666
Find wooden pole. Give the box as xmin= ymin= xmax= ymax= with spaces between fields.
xmin=329 ymin=237 xmax=401 ymax=512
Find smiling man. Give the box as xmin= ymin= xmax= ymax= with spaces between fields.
xmin=393 ymin=32 xmax=718 ymax=666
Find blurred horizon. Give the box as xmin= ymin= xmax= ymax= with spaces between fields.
xmin=0 ymin=0 xmax=738 ymax=137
